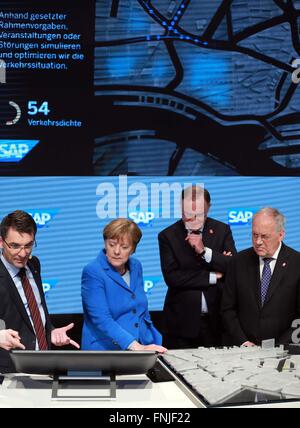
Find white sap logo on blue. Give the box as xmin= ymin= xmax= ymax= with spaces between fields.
xmin=144 ymin=277 xmax=161 ymax=293
xmin=0 ymin=140 xmax=39 ymax=163
xmin=129 ymin=211 xmax=155 ymax=225
xmin=28 ymin=210 xmax=59 ymax=228
xmin=228 ymin=209 xmax=254 ymax=225
xmin=43 ymin=280 xmax=58 ymax=296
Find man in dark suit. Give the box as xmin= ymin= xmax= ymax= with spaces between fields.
xmin=222 ymin=207 xmax=300 ymax=346
xmin=0 ymin=210 xmax=79 ymax=373
xmin=158 ymin=185 xmax=237 ymax=349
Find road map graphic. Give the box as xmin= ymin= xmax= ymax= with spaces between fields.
xmin=93 ymin=0 xmax=300 ymax=176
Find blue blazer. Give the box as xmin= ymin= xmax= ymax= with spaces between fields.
xmin=81 ymin=250 xmax=162 ymax=350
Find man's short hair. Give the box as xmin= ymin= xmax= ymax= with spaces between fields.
xmin=0 ymin=210 xmax=37 ymax=240
xmin=181 ymin=185 xmax=211 ymax=205
xmin=253 ymin=207 xmax=285 ymax=232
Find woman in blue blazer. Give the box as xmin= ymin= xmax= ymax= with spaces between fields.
xmin=81 ymin=218 xmax=166 ymax=352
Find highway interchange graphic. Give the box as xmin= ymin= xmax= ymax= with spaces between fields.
xmin=94 ymin=0 xmax=300 ymax=176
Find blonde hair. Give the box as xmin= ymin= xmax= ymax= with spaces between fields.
xmin=103 ymin=218 xmax=142 ymax=251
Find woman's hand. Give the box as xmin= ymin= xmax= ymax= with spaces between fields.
xmin=129 ymin=341 xmax=167 ymax=353
xmin=143 ymin=344 xmax=167 ymax=353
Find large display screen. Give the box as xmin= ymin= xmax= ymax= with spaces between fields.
xmin=0 ymin=0 xmax=299 ymax=176
xmin=1 ymin=176 xmax=300 ymax=313
xmin=0 ymin=0 xmax=95 ymax=174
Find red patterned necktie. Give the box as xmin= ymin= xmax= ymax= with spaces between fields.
xmin=18 ymin=267 xmax=48 ymax=350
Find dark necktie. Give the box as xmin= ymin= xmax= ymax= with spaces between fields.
xmin=18 ymin=268 xmax=48 ymax=350
xmin=188 ymin=229 xmax=203 ymax=235
xmin=261 ymin=258 xmax=273 ymax=306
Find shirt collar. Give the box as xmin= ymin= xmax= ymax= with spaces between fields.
xmin=184 ymin=223 xmax=203 ymax=234
xmin=0 ymin=253 xmax=28 ymax=279
xmin=259 ymin=242 xmax=282 ymax=263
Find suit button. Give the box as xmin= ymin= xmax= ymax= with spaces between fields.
xmin=132 ymin=309 xmax=137 ymax=314
xmin=134 ymin=323 xmax=139 ymax=328
xmin=132 ymin=294 xmax=136 ymax=299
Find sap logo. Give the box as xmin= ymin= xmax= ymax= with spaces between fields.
xmin=27 ymin=210 xmax=59 ymax=228
xmin=129 ymin=211 xmax=155 ymax=225
xmin=144 ymin=277 xmax=161 ymax=293
xmin=43 ymin=280 xmax=58 ymax=296
xmin=228 ymin=209 xmax=254 ymax=225
xmin=144 ymin=280 xmax=154 ymax=293
xmin=0 ymin=140 xmax=39 ymax=163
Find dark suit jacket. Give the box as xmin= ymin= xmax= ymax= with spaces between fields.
xmin=221 ymin=244 xmax=300 ymax=345
xmin=158 ymin=218 xmax=237 ymax=338
xmin=0 ymin=256 xmax=52 ymax=372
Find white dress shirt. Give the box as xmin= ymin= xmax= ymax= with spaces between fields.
xmin=184 ymin=227 xmax=212 ymax=314
xmin=0 ymin=254 xmax=46 ymax=350
xmin=259 ymin=242 xmax=282 ymax=278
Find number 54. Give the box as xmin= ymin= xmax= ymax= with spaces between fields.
xmin=28 ymin=101 xmax=50 ymax=116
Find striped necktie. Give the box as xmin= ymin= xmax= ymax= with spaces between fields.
xmin=261 ymin=258 xmax=273 ymax=306
xmin=18 ymin=268 xmax=48 ymax=350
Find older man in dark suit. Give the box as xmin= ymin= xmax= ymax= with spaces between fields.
xmin=158 ymin=185 xmax=237 ymax=349
xmin=222 ymin=207 xmax=300 ymax=346
xmin=0 ymin=210 xmax=79 ymax=373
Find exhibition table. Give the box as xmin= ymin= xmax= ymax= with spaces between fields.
xmin=3 ymin=346 xmax=300 ymax=408
xmin=0 ymin=371 xmax=198 ymax=408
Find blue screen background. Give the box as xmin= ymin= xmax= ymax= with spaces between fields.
xmin=1 ymin=176 xmax=299 ymax=313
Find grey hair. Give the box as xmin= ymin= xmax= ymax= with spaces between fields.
xmin=253 ymin=207 xmax=285 ymax=232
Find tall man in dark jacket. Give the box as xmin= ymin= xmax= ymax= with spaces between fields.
xmin=0 ymin=210 xmax=79 ymax=372
xmin=158 ymin=186 xmax=237 ymax=349
xmin=222 ymin=207 xmax=300 ymax=346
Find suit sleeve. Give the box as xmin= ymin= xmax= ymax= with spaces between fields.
xmin=209 ymin=225 xmax=237 ymax=273
xmin=158 ymin=232 xmax=211 ymax=290
xmin=221 ymin=257 xmax=248 ymax=345
xmin=81 ymin=266 xmax=136 ymax=350
xmin=278 ymin=276 xmax=300 ymax=345
xmin=278 ymin=327 xmax=297 ymax=345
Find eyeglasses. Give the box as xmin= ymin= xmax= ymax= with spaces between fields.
xmin=3 ymin=239 xmax=37 ymax=252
